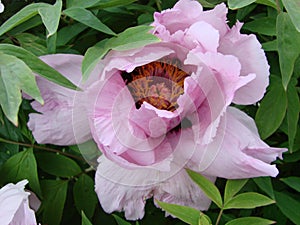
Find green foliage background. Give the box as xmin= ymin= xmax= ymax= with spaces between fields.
xmin=0 ymin=0 xmax=300 ymax=224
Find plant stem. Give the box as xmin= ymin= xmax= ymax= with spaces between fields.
xmin=0 ymin=138 xmax=85 ymax=161
xmin=276 ymin=0 xmax=281 ymax=13
xmin=215 ymin=208 xmax=224 ymax=225
xmin=155 ymin=0 xmax=162 ymax=11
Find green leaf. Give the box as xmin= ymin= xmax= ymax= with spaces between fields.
xmin=66 ymin=0 xmax=136 ymax=9
xmin=281 ymin=0 xmax=300 ymax=32
xmin=74 ymin=174 xmax=98 ymax=219
xmin=0 ymin=53 xmax=43 ymax=125
xmin=35 ymin=152 xmax=81 ymax=177
xmin=91 ymin=0 xmax=137 ymax=9
xmin=156 ymin=200 xmax=200 ymax=225
xmin=66 ymin=0 xmax=99 ymax=8
xmin=0 ymin=148 xmax=42 ymax=197
xmin=224 ymin=192 xmax=275 ymax=209
xmin=198 ymin=213 xmax=212 ymax=225
xmin=82 ymin=39 xmax=110 ymax=81
xmin=7 ymin=16 xmax=43 ymax=36
xmin=277 ymin=12 xmax=300 ymax=89
xmin=113 ymin=215 xmax=132 ymax=225
xmin=38 ymin=0 xmax=62 ymax=37
xmin=224 ymin=179 xmax=248 ymax=203
xmin=82 ymin=211 xmax=93 ymax=225
xmin=243 ymin=17 xmax=276 ymax=36
xmin=253 ymin=177 xmax=275 ymax=199
xmin=275 ymin=191 xmax=300 ymax=224
xmin=196 ymin=0 xmax=215 ymax=8
xmin=14 ymin=33 xmax=48 ymax=56
xmin=82 ymin=25 xmax=160 ymax=80
xmin=0 ymin=44 xmax=77 ymax=90
xmin=186 ymin=169 xmax=222 ymax=208
xmin=46 ymin=32 xmax=57 ymax=54
xmin=0 ymin=3 xmax=47 ymax=37
xmin=228 ymin=0 xmax=256 ymax=9
xmin=287 ymin=80 xmax=300 ymax=152
xmin=41 ymin=180 xmax=68 ymax=225
xmin=225 ymin=217 xmax=275 ymax=225
xmin=63 ymin=7 xmax=116 ymax=36
xmin=255 ymin=76 xmax=287 ymax=139
xmin=57 ymin=23 xmax=87 ymax=46
xmin=109 ymin=25 xmax=160 ymax=51
xmin=281 ymin=177 xmax=300 ymax=192
xmin=256 ymin=0 xmax=277 ymax=9
xmin=262 ymin=40 xmax=277 ymax=52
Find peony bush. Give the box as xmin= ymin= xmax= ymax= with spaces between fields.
xmin=0 ymin=0 xmax=299 ymax=224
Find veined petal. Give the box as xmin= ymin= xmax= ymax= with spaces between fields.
xmin=95 ymin=155 xmax=212 ymax=220
xmin=195 ymin=107 xmax=286 ymax=178
xmin=155 ymin=171 xmax=214 ymax=212
xmin=0 ymin=180 xmax=37 ymax=225
xmin=185 ymin=21 xmax=220 ymax=52
xmin=27 ymin=54 xmax=91 ymax=145
xmin=219 ymin=22 xmax=270 ymax=104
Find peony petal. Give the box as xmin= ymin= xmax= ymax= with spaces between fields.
xmin=153 ymin=0 xmax=204 ymax=35
xmin=194 ymin=107 xmax=287 ymax=178
xmin=0 ymin=180 xmax=37 ymax=225
xmin=192 ymin=51 xmax=255 ymax=105
xmin=219 ymin=22 xmax=270 ymax=104
xmin=152 ymin=1 xmax=229 ymax=47
xmin=27 ymin=54 xmax=91 ymax=145
xmin=95 ymin=155 xmax=212 ymax=220
xmin=95 ymin=156 xmax=157 ymax=220
xmin=101 ymin=45 xmax=175 ymax=76
xmin=39 ymin=54 xmax=83 ymax=87
xmin=155 ymin=171 xmax=214 ymax=212
xmin=185 ymin=21 xmax=220 ymax=52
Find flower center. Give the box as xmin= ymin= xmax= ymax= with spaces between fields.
xmin=121 ymin=61 xmax=189 ymax=111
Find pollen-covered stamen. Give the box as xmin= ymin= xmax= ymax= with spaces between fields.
xmin=122 ymin=61 xmax=189 ymax=111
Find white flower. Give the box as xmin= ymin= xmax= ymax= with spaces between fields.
xmin=0 ymin=180 xmax=38 ymax=225
xmin=0 ymin=0 xmax=4 ymax=13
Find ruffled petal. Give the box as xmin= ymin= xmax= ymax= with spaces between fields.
xmin=218 ymin=22 xmax=270 ymax=104
xmin=0 ymin=180 xmax=37 ymax=225
xmin=192 ymin=51 xmax=255 ymax=105
xmin=153 ymin=1 xmax=228 ymax=40
xmin=155 ymin=170 xmax=214 ymax=212
xmin=95 ymin=155 xmax=212 ymax=220
xmin=27 ymin=54 xmax=91 ymax=145
xmin=194 ymin=107 xmax=286 ymax=178
xmin=185 ymin=21 xmax=220 ymax=52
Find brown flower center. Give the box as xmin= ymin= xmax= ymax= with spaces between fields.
xmin=121 ymin=61 xmax=189 ymax=111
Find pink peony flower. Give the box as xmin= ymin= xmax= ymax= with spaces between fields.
xmin=152 ymin=0 xmax=269 ymax=105
xmin=26 ymin=0 xmax=286 ymax=220
xmin=0 ymin=180 xmax=38 ymax=225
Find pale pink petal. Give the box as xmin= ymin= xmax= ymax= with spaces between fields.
xmin=155 ymin=171 xmax=214 ymax=212
xmin=152 ymin=1 xmax=229 ymax=46
xmin=185 ymin=21 xmax=220 ymax=52
xmin=218 ymin=22 xmax=270 ymax=104
xmin=194 ymin=107 xmax=286 ymax=178
xmin=152 ymin=0 xmax=204 ymax=35
xmin=87 ymin=73 xmax=174 ymax=168
xmin=39 ymin=54 xmax=83 ymax=87
xmin=101 ymin=45 xmax=175 ymax=76
xmin=95 ymin=155 xmax=212 ymax=220
xmin=192 ymin=51 xmax=255 ymax=105
xmin=95 ymin=156 xmax=157 ymax=220
xmin=27 ymin=54 xmax=91 ymax=145
xmin=0 ymin=180 xmax=37 ymax=225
